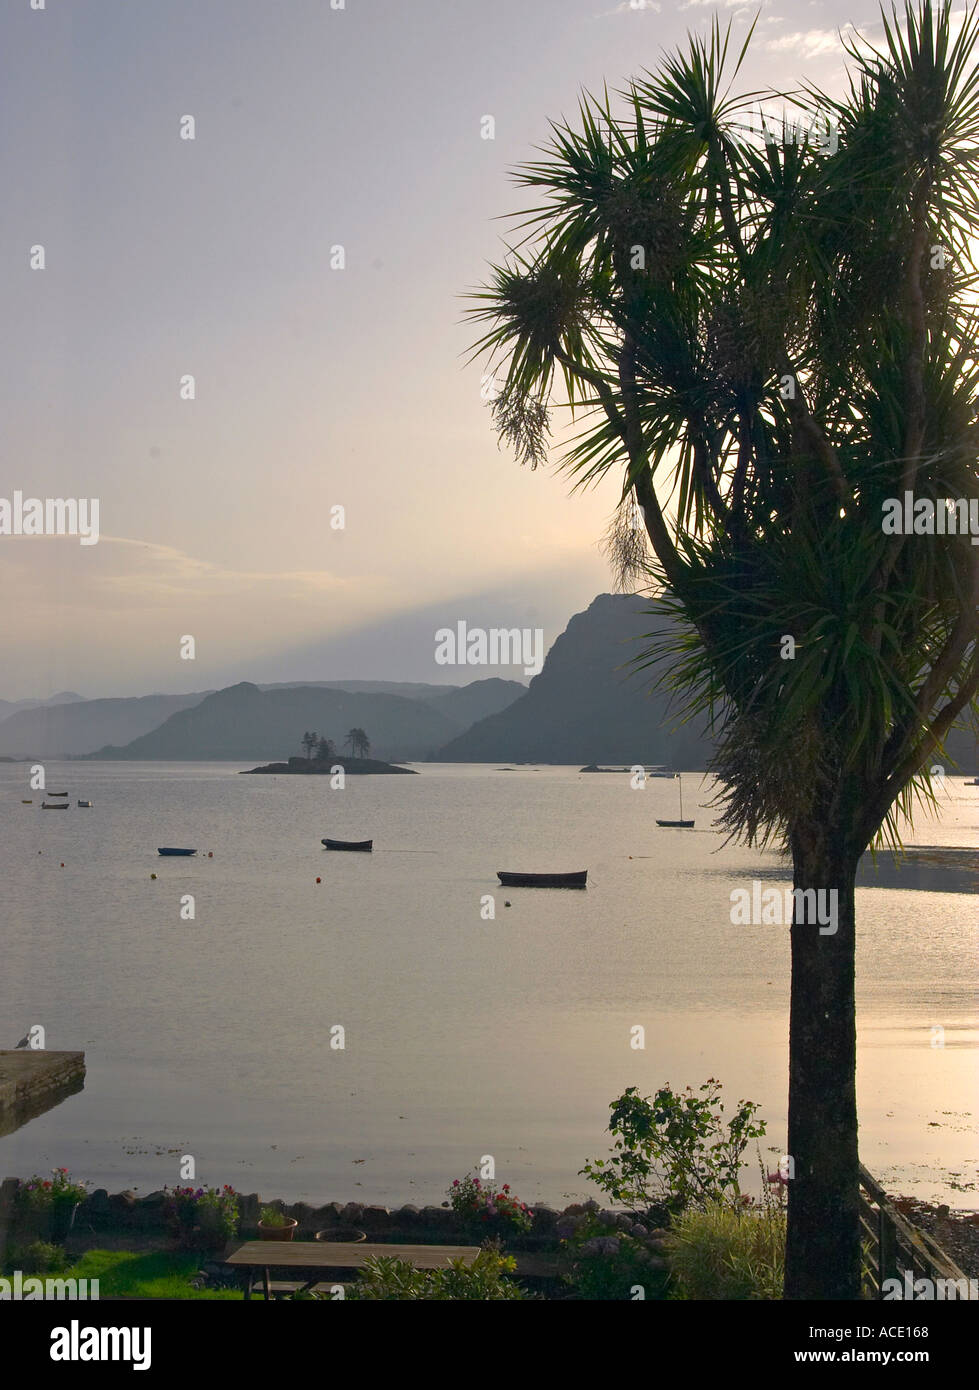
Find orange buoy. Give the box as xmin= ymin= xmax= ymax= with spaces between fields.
xmin=316 ymin=877 xmax=321 ymax=884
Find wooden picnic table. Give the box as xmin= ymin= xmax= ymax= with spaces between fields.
xmin=226 ymin=1241 xmax=482 ymax=1300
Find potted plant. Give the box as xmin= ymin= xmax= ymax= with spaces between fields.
xmin=163 ymin=1184 xmax=239 ymax=1253
xmin=17 ymin=1169 xmax=89 ymax=1244
xmin=258 ymin=1205 xmax=298 ymax=1241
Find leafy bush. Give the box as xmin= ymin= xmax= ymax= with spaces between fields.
xmin=581 ymin=1080 xmax=765 ymax=1212
xmin=558 ymin=1209 xmax=670 ymax=1300
xmin=259 ymin=1205 xmax=288 ymax=1227
xmin=13 ymin=1241 xmax=71 ymax=1274
xmin=446 ymin=1172 xmax=533 ymax=1239
xmin=163 ymin=1185 xmax=239 ymax=1252
xmin=665 ymin=1200 xmax=786 ymax=1300
xmin=345 ymin=1248 xmax=529 ymax=1300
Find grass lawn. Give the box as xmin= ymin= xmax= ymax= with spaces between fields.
xmin=61 ymin=1249 xmax=243 ymax=1300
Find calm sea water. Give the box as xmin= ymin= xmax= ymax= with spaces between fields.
xmin=1 ymin=761 xmax=976 ymax=1210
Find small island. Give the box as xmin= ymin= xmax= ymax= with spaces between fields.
xmin=242 ymin=755 xmax=416 ymax=776
xmin=241 ymin=727 xmax=416 ymax=776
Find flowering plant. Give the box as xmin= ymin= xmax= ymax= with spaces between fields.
xmin=18 ymin=1168 xmax=89 ymax=1211
xmin=446 ymin=1172 xmax=533 ymax=1238
xmin=163 ymin=1184 xmax=239 ymax=1251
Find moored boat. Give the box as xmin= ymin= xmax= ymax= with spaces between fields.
xmin=48 ymin=791 xmax=69 ymax=797
xmin=77 ymin=799 xmax=93 ymax=807
xmin=157 ymin=847 xmax=197 ymax=856
xmin=41 ymin=802 xmax=69 ymax=809
xmin=322 ymin=838 xmax=373 ymax=852
xmin=497 ymin=869 xmax=587 ymax=888
xmin=657 ymin=773 xmax=695 ymax=828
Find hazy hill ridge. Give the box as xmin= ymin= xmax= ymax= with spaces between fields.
xmin=0 ymin=692 xmax=214 ymax=759
xmin=89 ymin=679 xmax=523 ymax=763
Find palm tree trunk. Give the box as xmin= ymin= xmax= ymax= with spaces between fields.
xmin=783 ymin=833 xmax=862 ymax=1300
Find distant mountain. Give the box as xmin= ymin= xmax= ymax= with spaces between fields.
xmin=420 ymin=678 xmax=527 ymax=726
xmin=257 ymin=680 xmax=458 ymax=699
xmin=0 ymin=693 xmax=213 ymax=758
xmin=436 ymin=594 xmax=711 ymax=765
xmin=436 ymin=593 xmax=979 ymax=773
xmin=0 ymin=690 xmax=86 ymax=723
xmin=91 ymin=682 xmax=466 ymax=762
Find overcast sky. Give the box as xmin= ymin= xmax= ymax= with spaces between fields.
xmin=1 ymin=0 xmax=912 ymax=696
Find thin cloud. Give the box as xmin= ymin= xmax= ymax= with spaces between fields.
xmin=763 ymin=26 xmax=858 ymax=57
xmin=596 ymin=2 xmax=662 ymax=16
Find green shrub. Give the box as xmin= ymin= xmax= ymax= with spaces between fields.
xmin=665 ymin=1201 xmax=786 ymax=1300
xmin=345 ymin=1248 xmax=529 ymax=1300
xmin=13 ymin=1241 xmax=71 ymax=1274
xmin=259 ymin=1205 xmax=287 ymax=1227
xmin=581 ymin=1080 xmax=766 ymax=1213
xmin=559 ymin=1212 xmax=670 ymax=1300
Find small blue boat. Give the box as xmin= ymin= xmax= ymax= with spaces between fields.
xmin=157 ymin=847 xmax=197 ymax=857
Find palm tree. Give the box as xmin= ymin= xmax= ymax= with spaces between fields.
xmin=468 ymin=1 xmax=979 ymax=1298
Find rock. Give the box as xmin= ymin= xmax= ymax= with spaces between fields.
xmin=421 ymin=1205 xmax=455 ymax=1229
xmin=562 ymin=1203 xmax=586 ymax=1217
xmin=237 ymin=1193 xmax=261 ymax=1226
xmin=531 ymin=1205 xmax=558 ymax=1234
xmin=361 ymin=1205 xmax=390 ymax=1232
xmin=311 ymin=1203 xmax=342 ymax=1228
xmin=140 ymin=1190 xmax=167 ymax=1208
xmin=340 ymin=1202 xmax=364 ymax=1225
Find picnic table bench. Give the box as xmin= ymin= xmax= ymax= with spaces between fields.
xmin=226 ymin=1241 xmax=481 ymax=1299
xmin=225 ymin=1240 xmax=559 ymax=1299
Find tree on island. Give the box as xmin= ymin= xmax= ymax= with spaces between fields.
xmin=345 ymin=727 xmax=371 ymax=759
xmin=316 ymin=735 xmax=336 ymax=760
xmin=300 ymin=730 xmax=319 ymax=760
xmin=468 ymin=0 xmax=979 ymax=1299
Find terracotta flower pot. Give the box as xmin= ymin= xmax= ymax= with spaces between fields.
xmin=258 ymin=1217 xmax=298 ymax=1241
xmin=314 ymin=1226 xmax=366 ymax=1243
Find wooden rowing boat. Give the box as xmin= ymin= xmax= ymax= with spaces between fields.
xmin=497 ymin=870 xmax=587 ymax=888
xmin=157 ymin=847 xmax=197 ymax=856
xmin=322 ymin=838 xmax=373 ymax=852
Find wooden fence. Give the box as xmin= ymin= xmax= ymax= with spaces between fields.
xmin=859 ymin=1164 xmax=974 ymax=1299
